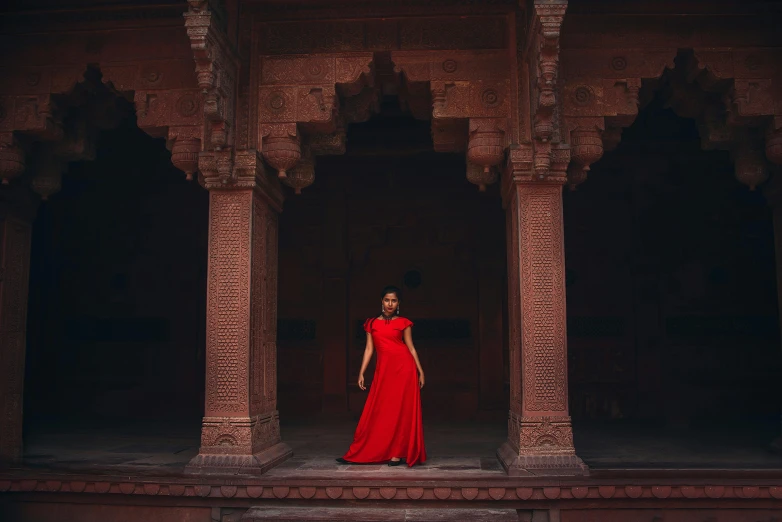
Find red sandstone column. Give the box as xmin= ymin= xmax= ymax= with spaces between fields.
xmin=187 ymin=152 xmax=292 ymax=474
xmin=764 ymin=153 xmax=782 ymax=452
xmin=765 ymin=129 xmax=782 ymax=451
xmin=0 ymin=187 xmax=36 ymax=466
xmin=497 ymin=154 xmax=587 ymax=476
xmin=772 ymin=200 xmax=782 ymax=452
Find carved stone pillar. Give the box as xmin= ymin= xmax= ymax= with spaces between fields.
xmin=0 ymin=186 xmax=37 ymax=466
xmin=765 ymin=126 xmax=782 ymax=452
xmin=497 ymin=148 xmax=587 ymax=477
xmin=187 ymin=151 xmax=292 ymax=475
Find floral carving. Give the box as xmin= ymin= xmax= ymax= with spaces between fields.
xmin=610 ymin=56 xmax=627 ymax=71
xmin=176 ymin=94 xmax=200 ymax=117
xmin=442 ymin=59 xmax=458 ymax=73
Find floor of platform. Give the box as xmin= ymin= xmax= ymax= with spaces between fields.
xmin=16 ymin=416 xmax=782 ymax=478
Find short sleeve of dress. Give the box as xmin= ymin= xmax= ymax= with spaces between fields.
xmin=363 ymin=318 xmax=374 ymax=333
xmin=400 ymin=318 xmax=414 ymax=329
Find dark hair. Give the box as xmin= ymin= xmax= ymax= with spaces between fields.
xmin=381 ymin=285 xmax=402 ymax=300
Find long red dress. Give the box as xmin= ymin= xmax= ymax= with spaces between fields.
xmin=341 ymin=316 xmax=426 ymax=467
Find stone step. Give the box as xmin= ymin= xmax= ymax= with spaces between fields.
xmin=242 ymin=507 xmax=518 ymax=522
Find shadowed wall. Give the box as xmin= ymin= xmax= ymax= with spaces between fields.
xmin=24 ymin=114 xmax=209 ymax=424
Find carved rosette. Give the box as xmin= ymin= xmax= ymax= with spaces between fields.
xmin=734 ymin=144 xmax=769 ymax=191
xmin=283 ymin=149 xmax=315 ymax=195
xmin=466 ymin=161 xmax=497 ymax=192
xmin=0 ymin=135 xmax=25 ymax=185
xmin=171 ymin=138 xmax=201 ymax=181
xmin=570 ymin=127 xmax=604 ymax=172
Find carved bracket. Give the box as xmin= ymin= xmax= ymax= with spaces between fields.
xmin=184 ymin=0 xmax=238 ymax=152
xmin=501 ymin=142 xmax=569 ymax=207
xmin=392 ymin=51 xmax=513 ymax=190
xmin=527 ymin=0 xmax=567 ymax=144
xmin=692 ymin=49 xmax=781 ymax=123
xmin=561 ymin=78 xmax=642 ymax=188
xmin=257 ymin=54 xmax=373 ymax=192
xmin=0 ymin=95 xmax=61 ymax=142
xmin=559 ymin=44 xmax=781 ymax=190
xmin=517 ymin=1 xmax=570 ymax=184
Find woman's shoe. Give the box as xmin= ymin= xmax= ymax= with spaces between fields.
xmin=335 ymin=457 xmax=350 ymax=464
xmin=387 ymin=458 xmax=405 ymax=467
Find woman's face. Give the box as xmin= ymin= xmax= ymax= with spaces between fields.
xmin=382 ymin=292 xmax=399 ymax=315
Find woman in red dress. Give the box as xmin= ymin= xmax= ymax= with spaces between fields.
xmin=337 ymin=286 xmax=426 ymax=467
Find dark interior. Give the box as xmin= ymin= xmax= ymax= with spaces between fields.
xmin=22 ymin=78 xmax=781 ymax=453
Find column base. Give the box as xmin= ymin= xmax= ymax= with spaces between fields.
xmin=498 ymin=412 xmax=588 ymax=477
xmin=186 ymin=441 xmax=293 ymax=476
xmin=497 ymin=441 xmax=587 ymax=477
xmin=185 ymin=413 xmax=292 ymax=475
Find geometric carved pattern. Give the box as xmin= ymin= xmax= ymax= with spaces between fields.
xmin=505 ymin=192 xmax=522 ymax=414
xmin=520 ymin=189 xmax=567 ymax=412
xmin=250 ymin=197 xmax=267 ymax=415
xmin=5 ymin=477 xmax=781 ymax=503
xmin=206 ymin=191 xmax=252 ymax=414
xmin=264 ymin=210 xmax=280 ymax=411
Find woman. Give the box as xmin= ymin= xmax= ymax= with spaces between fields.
xmin=337 ymin=286 xmax=426 ymax=467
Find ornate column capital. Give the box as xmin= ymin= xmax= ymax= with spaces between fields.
xmin=392 ymin=51 xmax=513 ymax=191
xmin=200 ymin=149 xmax=285 ymax=211
xmin=502 ymin=143 xmax=568 ymax=207
xmin=257 ymin=54 xmax=374 ymax=193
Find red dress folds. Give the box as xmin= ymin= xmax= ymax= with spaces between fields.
xmin=342 ymin=317 xmax=427 ymax=467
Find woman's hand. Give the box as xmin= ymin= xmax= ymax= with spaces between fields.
xmin=358 ymin=374 xmax=366 ymax=391
xmin=418 ymin=373 xmax=425 ymax=389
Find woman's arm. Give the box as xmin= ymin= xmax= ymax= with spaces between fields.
xmin=357 ymin=332 xmax=374 ymax=390
xmin=403 ymin=327 xmax=425 ymax=389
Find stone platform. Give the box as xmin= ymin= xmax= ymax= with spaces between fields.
xmin=2 ymin=418 xmax=782 ymax=521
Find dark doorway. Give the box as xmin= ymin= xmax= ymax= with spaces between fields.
xmin=23 ymin=81 xmax=209 ymax=451
xmin=564 ymin=72 xmax=782 ymax=466
xmin=277 ymin=96 xmax=509 ymax=422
